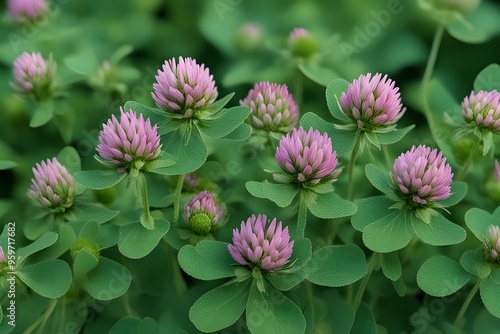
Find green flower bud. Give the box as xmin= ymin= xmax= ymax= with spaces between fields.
xmin=71 ymin=238 xmax=100 ymax=260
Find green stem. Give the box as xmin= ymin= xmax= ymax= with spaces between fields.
xmin=297 ymin=193 xmax=308 ymax=239
xmin=382 ymin=145 xmax=392 ymax=169
xmin=422 ymin=24 xmax=445 ymax=103
xmin=122 ymin=291 xmax=134 ymax=316
xmin=454 ymin=279 xmax=481 ymax=327
xmin=173 ymin=174 xmax=186 ymax=226
xmin=456 ymin=138 xmax=481 ymax=182
xmin=162 ymin=238 xmax=188 ymax=297
xmin=347 ymin=135 xmax=361 ymax=201
xmin=137 ymin=172 xmax=155 ymax=230
xmin=23 ymin=299 xmax=57 ymax=334
xmin=294 ymin=67 xmax=304 ymax=108
xmin=353 ymin=252 xmax=380 ymax=312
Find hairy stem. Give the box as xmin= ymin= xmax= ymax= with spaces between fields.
xmin=23 ymin=299 xmax=58 ymax=334
xmin=347 ymin=135 xmax=361 ymax=201
xmin=422 ymin=24 xmax=445 ymax=104
xmin=174 ymin=174 xmax=186 ymax=226
xmin=454 ymin=279 xmax=481 ymax=327
xmin=456 ymin=138 xmax=481 ymax=182
xmin=353 ymin=252 xmax=380 ymax=312
xmin=297 ymin=193 xmax=308 ymax=239
xmin=137 ymin=172 xmax=155 ymax=230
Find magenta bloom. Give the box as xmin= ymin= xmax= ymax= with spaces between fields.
xmin=228 ymin=214 xmax=294 ymax=273
xmin=11 ymin=51 xmax=56 ymax=99
xmin=96 ymin=107 xmax=162 ymax=173
xmin=240 ymin=81 xmax=299 ymax=133
xmin=184 ymin=173 xmax=200 ymax=188
xmin=27 ymin=157 xmax=76 ymax=212
xmin=274 ymin=127 xmax=341 ymax=187
xmin=484 ymin=225 xmax=500 ymax=263
xmin=391 ymin=145 xmax=453 ymax=207
xmin=0 ymin=246 xmax=5 ymax=263
xmin=462 ymin=90 xmax=500 ymax=133
xmin=340 ymin=73 xmax=406 ymax=131
xmin=184 ymin=191 xmax=226 ymax=235
xmin=152 ymin=57 xmax=218 ymax=118
xmin=8 ymin=0 xmax=47 ymax=20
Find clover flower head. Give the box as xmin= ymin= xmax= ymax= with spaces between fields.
xmin=484 ymin=225 xmax=500 ymax=264
xmin=391 ymin=145 xmax=453 ymax=208
xmin=0 ymin=246 xmax=5 ymax=263
xmin=340 ymin=73 xmax=406 ymax=131
xmin=96 ymin=107 xmax=162 ymax=173
xmin=184 ymin=173 xmax=200 ymax=188
xmin=228 ymin=214 xmax=294 ymax=273
xmin=288 ymin=27 xmax=317 ymax=58
xmin=183 ymin=191 xmax=226 ymax=235
xmin=461 ymin=90 xmax=500 ymax=133
xmin=274 ymin=127 xmax=341 ymax=187
xmin=240 ymin=81 xmax=299 ymax=133
xmin=27 ymin=157 xmax=76 ymax=212
xmin=152 ymin=57 xmax=218 ymax=118
xmin=8 ymin=0 xmax=47 ymax=20
xmin=11 ymin=51 xmax=56 ymax=99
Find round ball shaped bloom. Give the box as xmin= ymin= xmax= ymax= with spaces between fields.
xmin=391 ymin=145 xmax=453 ymax=208
xmin=96 ymin=107 xmax=162 ymax=173
xmin=274 ymin=127 xmax=341 ymax=187
xmin=484 ymin=225 xmax=500 ymax=264
xmin=183 ymin=191 xmax=226 ymax=235
xmin=240 ymin=81 xmax=299 ymax=133
xmin=11 ymin=51 xmax=57 ymax=99
xmin=152 ymin=57 xmax=218 ymax=118
xmin=8 ymin=0 xmax=47 ymax=20
xmin=461 ymin=90 xmax=500 ymax=133
xmin=27 ymin=157 xmax=77 ymax=212
xmin=288 ymin=27 xmax=317 ymax=58
xmin=228 ymin=214 xmax=294 ymax=273
xmin=234 ymin=23 xmax=263 ymax=55
xmin=340 ymin=73 xmax=406 ymax=131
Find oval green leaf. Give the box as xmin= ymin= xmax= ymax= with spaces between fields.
xmin=17 ymin=259 xmax=72 ymax=298
xmin=362 ymin=210 xmax=414 ymax=253
xmin=245 ymin=181 xmax=299 ymax=208
xmin=306 ymin=244 xmax=367 ymax=287
xmin=83 ymin=257 xmax=131 ymax=301
xmin=480 ymin=269 xmax=500 ymax=319
xmin=118 ymin=218 xmax=170 ymax=259
xmin=178 ymin=240 xmax=236 ymax=281
xmin=417 ymin=256 xmax=471 ymax=297
xmin=246 ymin=281 xmax=306 ymax=334
xmin=73 ymin=170 xmax=127 ymax=190
xmin=308 ymin=192 xmax=357 ymax=219
xmin=412 ymin=213 xmax=466 ymax=246
xmin=189 ymin=280 xmax=251 ymax=333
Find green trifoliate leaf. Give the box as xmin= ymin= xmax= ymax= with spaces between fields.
xmin=246 ymin=281 xmax=306 ymax=334
xmin=223 ymin=122 xmax=252 ymax=141
xmin=365 ymin=164 xmax=395 ymax=197
xmin=412 ymin=213 xmax=466 ymax=246
xmin=350 ymin=303 xmax=377 ymax=334
xmin=17 ymin=259 xmax=72 ymax=298
xmin=0 ymin=161 xmax=18 ymax=170
xmin=446 ymin=2 xmax=500 ymax=44
xmin=460 ymin=249 xmax=491 ymax=279
xmin=70 ymin=204 xmax=120 ymax=224
xmin=266 ymin=238 xmax=312 ymax=291
xmin=298 ymin=63 xmax=342 ymax=87
xmin=351 ymin=196 xmax=394 ymax=231
xmin=30 ymin=101 xmax=54 ymax=128
xmin=245 ymin=181 xmax=299 ymax=208
xmin=189 ymin=280 xmax=251 ymax=333
xmin=326 ymin=79 xmax=350 ymax=123
xmin=178 ymin=240 xmax=237 ymax=281
xmin=474 ymin=63 xmax=500 ymax=92
xmin=73 ymin=249 xmax=99 ymax=280
xmin=56 ymin=146 xmax=81 ymax=173
xmin=381 ymin=251 xmax=402 ymax=281
xmin=118 ymin=218 xmax=170 ymax=259
xmin=362 ymin=209 xmax=414 ymax=253
xmin=480 ymin=269 xmax=500 ymax=319
xmin=376 ymin=125 xmax=415 ymax=145
xmin=63 ymin=49 xmax=100 ymax=75
xmin=16 ymin=232 xmax=58 ymax=261
xmin=74 ymin=170 xmax=127 ymax=190
xmin=417 ymin=256 xmax=471 ymax=297
xmin=307 ymin=191 xmax=357 ymax=219
xmin=439 ymin=182 xmax=467 ymax=207
xmin=465 ymin=207 xmax=496 ymax=242
xmin=306 ymin=244 xmax=367 ymax=287
xmin=198 ymin=105 xmax=251 ymax=139
xmin=109 ymin=316 xmax=159 ymax=334
xmin=82 ymin=257 xmax=131 ymax=301
xmin=205 ymin=92 xmax=234 ymax=113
